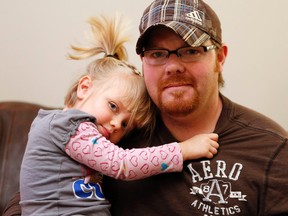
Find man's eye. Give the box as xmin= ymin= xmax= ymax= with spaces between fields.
xmin=184 ymin=48 xmax=200 ymax=55
xmin=150 ymin=51 xmax=166 ymax=58
xmin=109 ymin=102 xmax=118 ymax=111
xmin=180 ymin=48 xmax=202 ymax=56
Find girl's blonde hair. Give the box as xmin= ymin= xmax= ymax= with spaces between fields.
xmin=64 ymin=14 xmax=155 ymax=133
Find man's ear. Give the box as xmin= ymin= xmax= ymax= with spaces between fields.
xmin=217 ymin=44 xmax=228 ymax=72
xmin=77 ymin=76 xmax=93 ymax=100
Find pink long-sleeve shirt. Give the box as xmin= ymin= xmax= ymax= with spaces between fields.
xmin=65 ymin=121 xmax=183 ymax=180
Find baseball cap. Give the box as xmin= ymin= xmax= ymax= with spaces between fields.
xmin=136 ymin=0 xmax=222 ymax=54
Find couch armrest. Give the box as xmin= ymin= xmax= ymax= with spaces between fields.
xmin=2 ymin=192 xmax=21 ymax=216
xmin=0 ymin=101 xmax=55 ymax=214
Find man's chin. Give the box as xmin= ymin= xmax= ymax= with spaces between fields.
xmin=160 ymin=101 xmax=197 ymax=117
xmin=158 ymin=90 xmax=199 ymax=116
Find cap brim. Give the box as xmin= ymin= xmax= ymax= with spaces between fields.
xmin=136 ymin=22 xmax=211 ymax=54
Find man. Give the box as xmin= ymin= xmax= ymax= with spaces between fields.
xmin=103 ymin=0 xmax=288 ymax=215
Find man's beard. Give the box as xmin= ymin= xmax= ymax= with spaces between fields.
xmin=158 ymin=76 xmax=200 ymax=117
xmin=159 ymin=91 xmax=200 ymax=116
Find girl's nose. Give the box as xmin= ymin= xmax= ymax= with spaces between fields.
xmin=110 ymin=118 xmax=121 ymax=130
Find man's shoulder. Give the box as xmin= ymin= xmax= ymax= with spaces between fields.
xmin=220 ymin=95 xmax=287 ymax=138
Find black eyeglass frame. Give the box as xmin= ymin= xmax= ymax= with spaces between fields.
xmin=141 ymin=44 xmax=217 ymax=65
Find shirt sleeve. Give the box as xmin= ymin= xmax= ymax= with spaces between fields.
xmin=262 ymin=138 xmax=288 ymax=215
xmin=65 ymin=122 xmax=183 ymax=180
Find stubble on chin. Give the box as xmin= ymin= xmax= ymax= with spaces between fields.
xmin=157 ymin=75 xmax=199 ymax=116
xmin=158 ymin=90 xmax=199 ymax=117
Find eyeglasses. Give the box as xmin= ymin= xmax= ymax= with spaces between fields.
xmin=141 ymin=45 xmax=217 ymax=66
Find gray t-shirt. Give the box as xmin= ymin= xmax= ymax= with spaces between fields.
xmin=20 ymin=109 xmax=111 ymax=216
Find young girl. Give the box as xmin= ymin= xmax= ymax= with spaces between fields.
xmin=20 ymin=15 xmax=219 ymax=216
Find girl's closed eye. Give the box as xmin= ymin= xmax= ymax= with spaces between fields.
xmin=121 ymin=121 xmax=128 ymax=129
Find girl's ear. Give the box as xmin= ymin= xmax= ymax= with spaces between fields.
xmin=77 ymin=76 xmax=93 ymax=100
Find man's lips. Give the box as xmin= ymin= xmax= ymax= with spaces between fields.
xmin=162 ymin=83 xmax=192 ymax=91
xmin=161 ymin=78 xmax=194 ymax=88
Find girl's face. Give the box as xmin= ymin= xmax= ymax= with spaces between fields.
xmin=75 ymin=76 xmax=134 ymax=143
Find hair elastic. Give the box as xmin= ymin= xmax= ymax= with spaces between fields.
xmin=106 ymin=54 xmax=119 ymax=59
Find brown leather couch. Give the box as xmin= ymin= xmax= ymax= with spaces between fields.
xmin=0 ymin=101 xmax=53 ymax=215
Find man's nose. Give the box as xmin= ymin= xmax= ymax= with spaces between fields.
xmin=164 ymin=55 xmax=185 ymax=75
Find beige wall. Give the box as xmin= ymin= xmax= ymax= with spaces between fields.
xmin=1 ymin=0 xmax=287 ymax=130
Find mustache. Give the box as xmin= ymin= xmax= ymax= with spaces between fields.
xmin=159 ymin=75 xmax=196 ymax=89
